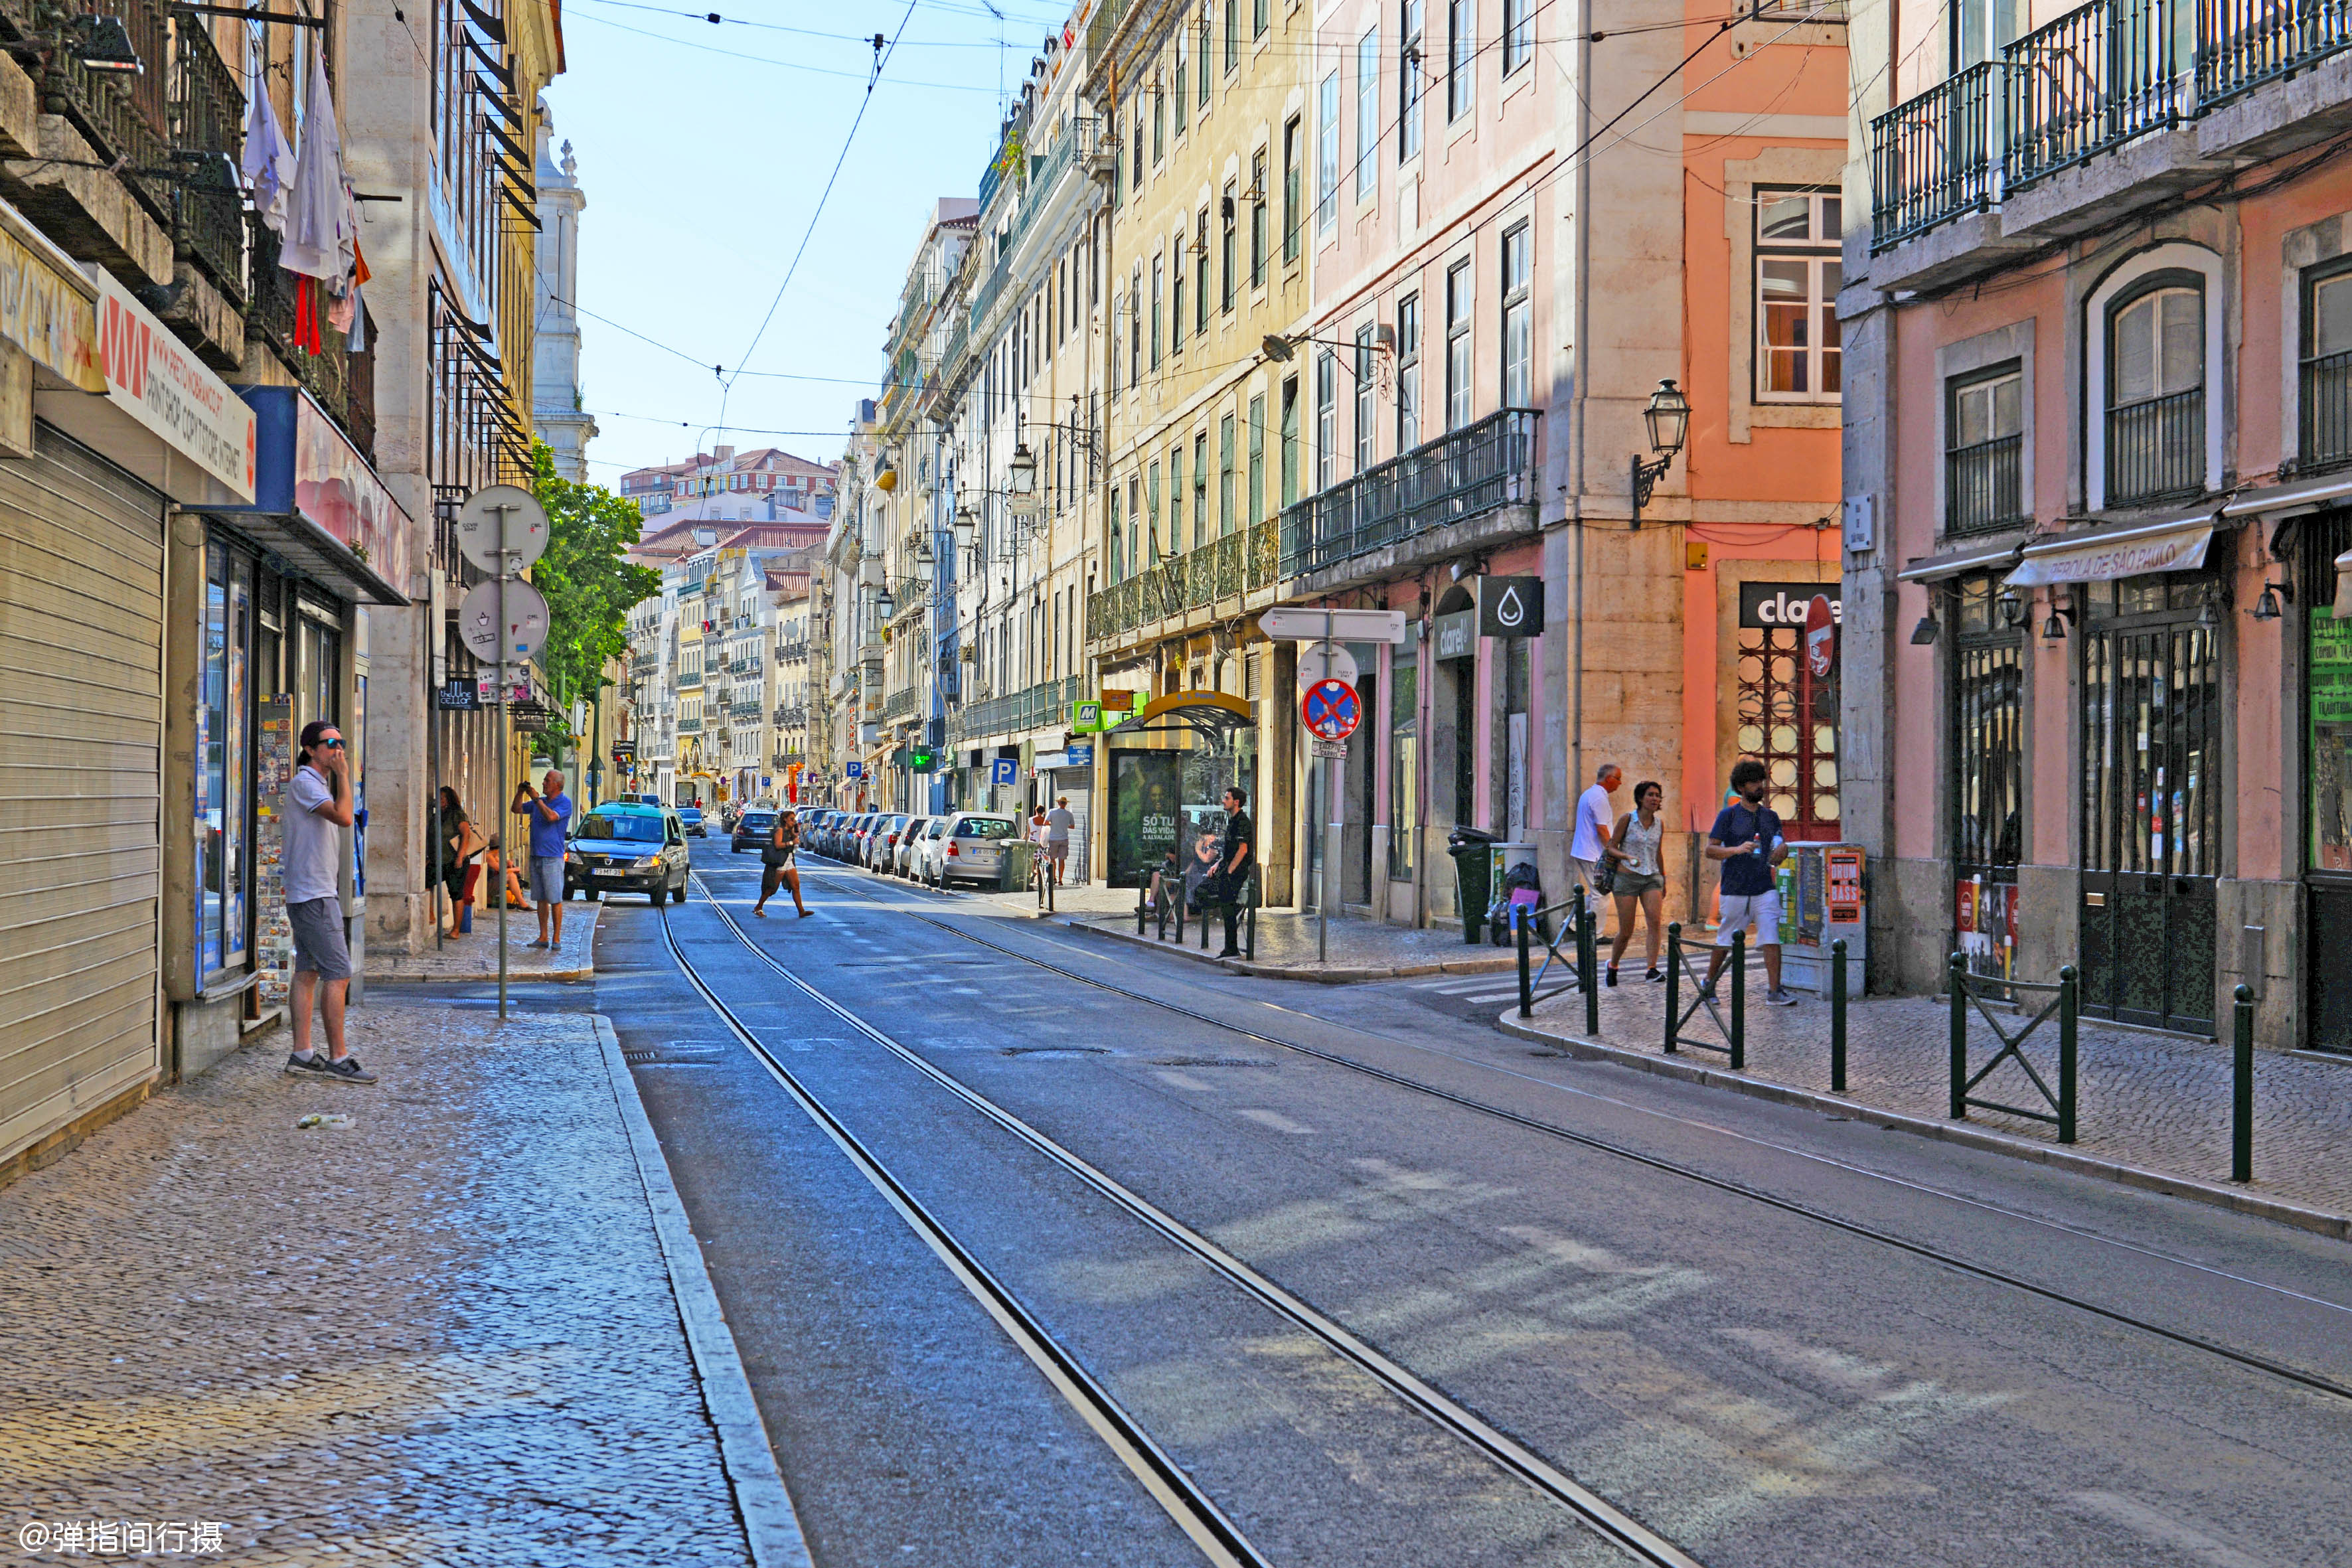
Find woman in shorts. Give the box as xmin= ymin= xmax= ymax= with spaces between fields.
xmin=754 ymin=809 xmax=811 ymax=918
xmin=1606 ymin=779 xmax=1670 ymax=984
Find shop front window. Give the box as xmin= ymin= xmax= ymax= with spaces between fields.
xmin=1950 ymin=573 xmax=2023 ymax=980
xmin=1735 ymin=584 xmax=1841 ymax=836
xmin=2304 ymin=514 xmax=2352 ymax=1053
xmin=198 ymin=543 xmax=253 ymax=980
xmin=1388 ymin=649 xmax=1417 ymax=880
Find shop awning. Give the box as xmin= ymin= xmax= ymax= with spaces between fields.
xmin=1107 ymin=692 xmax=1255 ymax=749
xmin=2218 ymin=470 xmax=2352 ymax=520
xmin=2003 ymin=513 xmax=2217 ymax=588
xmin=1895 ymin=540 xmax=2023 ymax=582
xmin=209 ymin=385 xmax=414 ymax=607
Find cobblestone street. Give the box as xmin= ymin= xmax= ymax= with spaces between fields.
xmin=365 ymin=900 xmax=601 ymax=984
xmin=0 ymin=1006 xmax=755 ymax=1567
xmin=1512 ymin=958 xmax=2352 ymax=1219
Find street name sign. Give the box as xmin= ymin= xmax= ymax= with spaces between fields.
xmin=1258 ymin=607 xmax=1407 ymax=644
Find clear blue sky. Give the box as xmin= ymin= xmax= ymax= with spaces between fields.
xmin=543 ymin=0 xmax=1071 ymax=483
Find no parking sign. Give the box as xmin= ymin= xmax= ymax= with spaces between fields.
xmin=1301 ymin=679 xmax=1362 ymax=743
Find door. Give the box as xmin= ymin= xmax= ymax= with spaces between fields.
xmin=1951 ymin=577 xmax=2024 ymax=980
xmin=2304 ymin=512 xmax=2352 ymax=1052
xmin=2080 ymin=597 xmax=2219 ymax=1034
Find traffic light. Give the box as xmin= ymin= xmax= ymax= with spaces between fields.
xmin=907 ymin=746 xmax=937 ymax=772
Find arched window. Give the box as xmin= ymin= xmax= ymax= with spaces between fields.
xmin=2106 ymin=277 xmax=2204 ymax=504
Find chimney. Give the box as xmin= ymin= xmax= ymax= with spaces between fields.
xmin=713 ymin=445 xmax=736 ymax=463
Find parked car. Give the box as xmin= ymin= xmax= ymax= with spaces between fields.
xmin=867 ymin=813 xmax=909 ymax=870
xmin=935 ymin=811 xmax=1021 ymax=888
xmin=804 ymin=810 xmax=836 ymax=857
xmin=909 ymin=816 xmax=949 ymax=884
xmin=564 ymin=804 xmax=690 ymax=904
xmin=846 ymin=813 xmax=878 ymax=864
xmin=677 ymin=805 xmax=707 ymax=838
xmin=894 ymin=817 xmax=931 ymax=876
xmin=731 ymin=809 xmax=777 ymax=854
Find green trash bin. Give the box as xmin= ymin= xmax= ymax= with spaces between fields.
xmin=1000 ymin=838 xmax=1037 ymax=892
xmin=1445 ymin=826 xmax=1497 ymax=944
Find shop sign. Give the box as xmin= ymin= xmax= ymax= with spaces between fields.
xmin=1739 ymin=582 xmax=1843 ymax=629
xmin=86 ymin=266 xmax=254 ymax=502
xmin=0 ymin=202 xmax=101 ymax=394
xmin=1434 ymin=608 xmax=1477 ymax=660
xmin=1065 ymin=743 xmax=1093 ymax=767
xmin=613 ymin=741 xmax=637 ymax=763
xmin=434 ymin=680 xmax=480 ymax=710
xmin=223 ymin=385 xmax=415 ymax=603
xmin=1476 ymin=577 xmax=1543 ymax=638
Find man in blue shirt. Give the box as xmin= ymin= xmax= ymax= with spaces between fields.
xmin=1702 ymin=757 xmax=1798 ymax=1005
xmin=512 ymin=770 xmax=575 ymax=951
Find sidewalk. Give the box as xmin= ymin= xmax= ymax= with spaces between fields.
xmin=366 ymin=896 xmax=600 ymax=983
xmin=1506 ymin=961 xmax=2352 ymax=1231
xmin=0 ymin=1004 xmax=796 ymax=1566
xmin=959 ymin=877 xmax=1518 ymax=980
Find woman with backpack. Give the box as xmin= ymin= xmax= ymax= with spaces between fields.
xmin=1606 ymin=779 xmax=1670 ymax=985
xmin=754 ymin=809 xmax=811 ymax=918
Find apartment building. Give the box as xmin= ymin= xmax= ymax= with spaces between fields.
xmin=1846 ymin=0 xmax=2352 ymax=1053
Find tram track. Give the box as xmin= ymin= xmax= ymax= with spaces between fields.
xmin=663 ymin=874 xmax=1708 ymax=1568
xmin=769 ymin=860 xmax=2352 ymax=1409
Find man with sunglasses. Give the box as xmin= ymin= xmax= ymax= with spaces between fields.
xmin=282 ymin=720 xmax=374 ymax=1083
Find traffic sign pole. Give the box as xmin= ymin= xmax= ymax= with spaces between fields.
xmin=1322 ymin=609 xmax=1333 ymax=965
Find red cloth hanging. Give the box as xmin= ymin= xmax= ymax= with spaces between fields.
xmin=292 ymin=274 xmax=323 ymax=356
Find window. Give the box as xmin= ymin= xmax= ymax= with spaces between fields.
xmin=2107 ymin=279 xmax=2204 ymax=503
xmin=1153 ymin=82 xmax=1166 ymax=163
xmin=1388 ymin=647 xmax=1417 ymax=880
xmin=1250 ymin=152 xmax=1268 ymax=287
xmin=1170 ymin=445 xmax=1186 ymax=549
xmin=1109 ymin=287 xmax=1121 ymax=395
xmin=1502 ymin=0 xmax=1531 ymax=73
xmin=1174 ymin=37 xmax=1188 ymax=132
xmin=1354 ymin=322 xmax=1378 ymax=471
xmin=1952 ymin=0 xmax=2019 ymax=70
xmin=1172 ymin=237 xmax=1187 ymax=351
xmin=1280 ymin=374 xmax=1300 ymax=505
xmin=1248 ymin=394 xmax=1266 ymax=526
xmin=1131 ymin=266 xmax=1144 ymax=386
xmin=1946 ymin=364 xmax=2023 ymax=533
xmin=1129 ymin=477 xmax=1142 ymax=576
xmin=1445 ymin=260 xmax=1472 ymax=428
xmin=1318 ymin=71 xmax=1340 ymax=233
xmin=1199 ymin=13 xmax=1212 ymax=107
xmin=1219 ymin=413 xmax=1237 ymax=534
xmin=1400 ymin=0 xmax=1425 ymax=159
xmin=1283 ymin=116 xmax=1303 ymax=263
xmin=2303 ymin=262 xmax=2352 ymax=468
xmin=1949 ymin=573 xmax=2023 ymax=975
xmin=1502 ymin=222 xmax=1531 ymax=408
xmin=1196 ymin=209 xmax=1210 ymax=333
xmin=1447 ymin=0 xmax=1474 ymax=121
xmin=1756 ymin=188 xmax=1842 ymax=404
xmin=1316 ymin=350 xmax=1338 ymax=489
xmin=1356 ymin=27 xmax=1379 ymax=201
xmin=1253 ymin=0 xmax=1267 ymax=37
xmin=1221 ymin=183 xmax=1237 ymax=312
xmin=1109 ymin=485 xmax=1125 ymax=581
xmin=1150 ymin=255 xmax=1164 ymax=370
xmin=1193 ymin=431 xmax=1210 ymax=546
xmin=1133 ymin=110 xmax=1144 ymax=189
xmin=1397 ymin=293 xmax=1422 ymax=450
xmin=1225 ymin=0 xmax=1238 ymax=70
xmin=1147 ymin=462 xmax=1163 ymax=560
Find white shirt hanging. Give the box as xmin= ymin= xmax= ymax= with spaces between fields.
xmin=241 ymin=55 xmax=293 ymax=234
xmin=278 ymin=53 xmax=356 ymax=281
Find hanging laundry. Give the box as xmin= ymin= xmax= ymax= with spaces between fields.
xmin=279 ymin=53 xmax=357 ymax=282
xmin=242 ymin=56 xmax=293 ymax=233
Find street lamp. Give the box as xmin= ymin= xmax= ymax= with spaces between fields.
xmin=1008 ymin=443 xmax=1037 ymax=496
xmin=953 ymin=501 xmax=977 ymax=557
xmin=1630 ymin=378 xmax=1689 ymax=529
xmin=876 ymin=583 xmax=897 ymax=621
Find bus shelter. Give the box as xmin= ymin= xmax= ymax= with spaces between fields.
xmin=1103 ymin=693 xmax=1259 ymax=888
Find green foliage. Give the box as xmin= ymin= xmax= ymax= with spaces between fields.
xmin=527 ymin=442 xmax=662 ymax=712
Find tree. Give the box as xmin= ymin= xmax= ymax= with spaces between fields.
xmin=527 ymin=442 xmax=662 ymax=737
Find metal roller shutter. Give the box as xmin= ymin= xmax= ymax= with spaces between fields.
xmin=0 ymin=426 xmax=165 ymax=1162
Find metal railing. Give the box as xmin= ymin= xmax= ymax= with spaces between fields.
xmin=1870 ymin=61 xmax=2003 ymax=250
xmin=881 ymin=687 xmax=918 ymax=720
xmin=35 ymin=0 xmax=171 ymax=226
xmin=1281 ymin=409 xmax=1541 ymax=578
xmin=169 ymin=20 xmax=244 ymax=302
xmin=2007 ymin=0 xmax=2183 ymax=191
xmin=773 ymin=704 xmax=807 ymax=728
xmin=774 ymin=637 xmax=810 ymax=661
xmin=947 ymin=674 xmax=1081 ymax=744
xmin=1085 ymin=518 xmax=1286 ymax=644
xmin=1949 ymin=953 xmax=2079 ymax=1142
xmin=2301 ymin=347 xmax=2352 ymax=469
xmin=1946 ymin=432 xmax=2025 ymax=532
xmin=676 ymin=670 xmax=704 ymax=689
xmin=678 ymin=716 xmax=704 ymax=734
xmin=2106 ymin=387 xmax=2204 ymax=503
xmin=2197 ymin=0 xmax=2352 ymax=106
xmin=248 ymin=218 xmax=350 ymax=427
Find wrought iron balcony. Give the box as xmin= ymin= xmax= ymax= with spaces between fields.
xmin=248 ymin=219 xmax=351 ymax=428
xmin=2301 ymin=346 xmax=2352 ymax=471
xmin=773 ymin=704 xmax=807 ymax=728
xmin=881 ymin=687 xmax=918 ymax=721
xmin=1870 ymin=62 xmax=2003 ymax=250
xmin=1280 ymin=408 xmax=1542 ymax=580
xmin=170 ymin=21 xmax=244 ymax=303
xmin=1946 ymin=433 xmax=2025 ymax=534
xmin=2006 ymin=0 xmax=2182 ymax=191
xmin=2107 ymin=388 xmax=2205 ymax=504
xmin=676 ymin=670 xmax=704 ymax=690
xmin=945 ymin=675 xmax=1083 ymax=746
xmin=678 ymin=716 xmax=704 ymax=734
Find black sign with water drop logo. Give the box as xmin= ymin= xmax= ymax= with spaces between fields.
xmin=1478 ymin=576 xmax=1545 ymax=639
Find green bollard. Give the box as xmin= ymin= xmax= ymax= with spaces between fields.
xmin=1582 ymin=902 xmax=1601 ymax=1037
xmin=1830 ymin=937 xmax=1849 ymax=1093
xmin=1517 ymin=907 xmax=1533 ymax=1020
xmin=1729 ymin=929 xmax=1746 ymax=1071
xmin=2233 ymin=982 xmax=2254 ymax=1183
xmin=2058 ymin=963 xmax=2078 ymax=1144
xmin=1948 ymin=953 xmax=1968 ymax=1120
xmin=1664 ymin=923 xmax=1682 ymax=1056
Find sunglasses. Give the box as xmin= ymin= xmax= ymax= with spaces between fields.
xmin=317 ymin=737 xmax=346 ymax=749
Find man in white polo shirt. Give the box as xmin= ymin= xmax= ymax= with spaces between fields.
xmin=282 ymin=720 xmax=376 ymax=1084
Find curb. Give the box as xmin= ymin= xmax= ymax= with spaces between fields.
xmin=1493 ymin=1013 xmax=2352 ymax=1242
xmin=1060 ymin=915 xmax=1522 ymax=982
xmin=366 ymin=901 xmax=602 ymax=986
xmin=593 ymin=1014 xmax=814 ymax=1568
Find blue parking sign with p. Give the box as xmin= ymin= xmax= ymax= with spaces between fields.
xmin=991 ymin=757 xmax=1018 ymax=786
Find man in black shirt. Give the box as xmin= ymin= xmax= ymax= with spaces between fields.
xmin=1214 ymin=785 xmax=1254 ymax=957
xmin=1702 ymin=757 xmax=1798 ymax=1004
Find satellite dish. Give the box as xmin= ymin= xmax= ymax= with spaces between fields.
xmin=454 ymin=485 xmax=550 ymax=574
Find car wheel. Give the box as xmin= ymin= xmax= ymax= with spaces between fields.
xmin=672 ymin=879 xmax=687 ymax=903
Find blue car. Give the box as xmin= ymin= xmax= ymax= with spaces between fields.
xmin=677 ymin=806 xmax=707 ymax=838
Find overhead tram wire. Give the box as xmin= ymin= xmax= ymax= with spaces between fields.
xmin=565 ymin=10 xmax=998 ymax=90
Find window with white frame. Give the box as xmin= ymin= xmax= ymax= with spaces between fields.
xmin=1755 ymin=187 xmax=1842 ymax=404
xmin=1502 ymin=0 xmax=1531 ymax=74
xmin=1354 ymin=322 xmax=1378 ymax=471
xmin=2106 ymin=278 xmax=2205 ymax=504
xmin=1316 ymin=349 xmax=1338 ymax=488
xmin=1397 ymin=292 xmax=1422 ymax=450
xmin=1502 ymin=222 xmax=1531 ymax=408
xmin=1445 ymin=260 xmax=1473 ymax=428
xmin=1318 ymin=71 xmax=1340 ymax=233
xmin=1447 ymin=0 xmax=1474 ymax=121
xmin=1356 ymin=27 xmax=1379 ymax=201
xmin=1399 ymin=0 xmax=1424 ymax=160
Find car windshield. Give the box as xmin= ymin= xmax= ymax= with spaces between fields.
xmin=678 ymin=807 xmax=703 ymax=819
xmin=742 ymin=815 xmax=773 ymax=830
xmin=955 ymin=818 xmax=1017 ymax=839
xmin=580 ymin=815 xmax=665 ymax=843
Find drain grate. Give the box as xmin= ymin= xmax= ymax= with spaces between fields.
xmin=623 ymin=1040 xmax=732 ymax=1065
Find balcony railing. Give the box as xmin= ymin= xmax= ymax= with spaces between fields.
xmin=677 ymin=670 xmax=704 ymax=690
xmin=1281 ymin=409 xmax=1542 ymax=579
xmin=1946 ymin=433 xmax=2025 ymax=534
xmin=248 ymin=219 xmax=351 ymax=428
xmin=2107 ymin=388 xmax=2205 ymax=503
xmin=947 ymin=674 xmax=1083 ymax=745
xmin=1086 ymin=518 xmax=1284 ymax=643
xmin=2302 ymin=347 xmax=2352 ymax=469
xmin=774 ymin=637 xmax=809 ymax=661
xmin=679 ymin=716 xmax=704 ymax=734
xmin=773 ymin=704 xmax=807 ymax=728
xmin=170 ymin=22 xmax=245 ymax=303
xmin=1875 ymin=0 xmax=2352 ymax=247
xmin=1871 ymin=61 xmax=2003 ymax=249
xmin=2007 ymin=0 xmax=2183 ymax=191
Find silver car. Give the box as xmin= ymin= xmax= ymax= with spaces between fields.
xmin=935 ymin=811 xmax=1021 ymax=888
xmin=893 ymin=817 xmax=931 ymax=876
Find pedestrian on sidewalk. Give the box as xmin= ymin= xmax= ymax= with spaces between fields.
xmin=434 ymin=786 xmax=485 ymax=938
xmin=1701 ymin=758 xmax=1797 ymax=1005
xmin=1606 ymin=780 xmax=1669 ymax=986
xmin=283 ymin=721 xmax=374 ymax=1084
xmin=512 ymin=771 xmax=574 ymax=951
xmin=1212 ymin=786 xmax=1255 ymax=957
xmin=1568 ymin=763 xmax=1622 ymax=917
xmin=1046 ymin=795 xmax=1075 ymax=885
xmin=754 ymin=809 xmax=811 ymax=918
